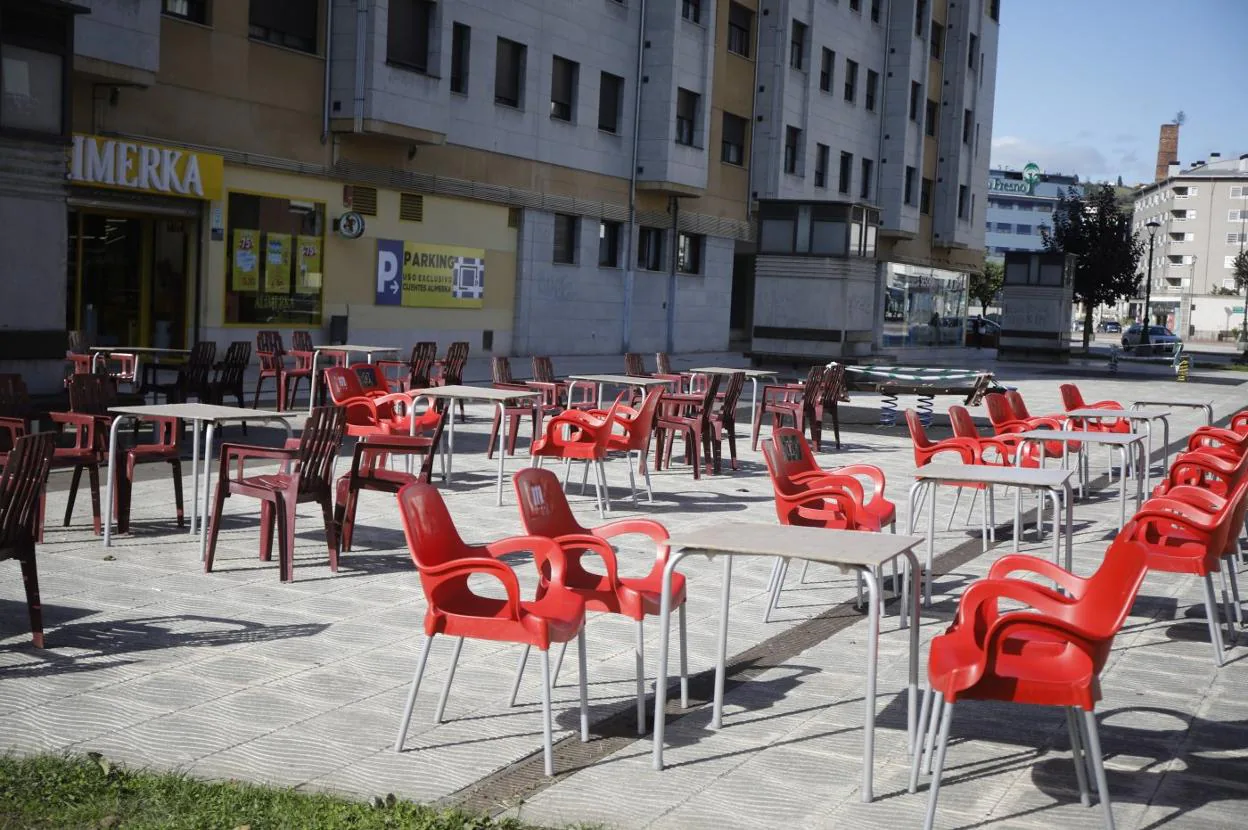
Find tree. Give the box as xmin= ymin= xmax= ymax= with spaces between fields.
xmin=969 ymin=260 xmax=1004 ymax=316
xmin=1233 ymin=249 xmax=1248 ymax=341
xmin=1041 ymin=184 xmax=1144 ymax=350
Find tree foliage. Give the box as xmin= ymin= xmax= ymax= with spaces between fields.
xmin=1041 ymin=184 xmax=1144 ymax=348
xmin=1233 ymin=250 xmax=1248 ymax=339
xmin=969 ymin=260 xmax=1004 ymax=315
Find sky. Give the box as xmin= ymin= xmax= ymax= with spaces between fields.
xmin=990 ymin=0 xmax=1248 ymax=185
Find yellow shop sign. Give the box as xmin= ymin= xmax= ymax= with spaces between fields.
xmin=68 ymin=133 xmax=224 ymax=200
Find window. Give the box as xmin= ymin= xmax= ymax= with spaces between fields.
xmin=638 ymin=227 xmax=664 ymax=270
xmin=682 ymin=0 xmax=702 ymax=24
xmin=727 ymin=3 xmax=753 ymax=57
xmin=790 ymin=21 xmax=806 ymax=70
xmin=909 ymin=82 xmax=921 ymax=121
xmin=994 ymin=222 xmax=1011 ymax=233
xmin=1016 ymin=224 xmax=1033 ymax=235
xmin=844 ymin=59 xmax=858 ymax=103
xmin=870 ymin=0 xmax=881 ymax=23
xmin=838 ymin=151 xmax=853 ymax=194
xmin=249 ymin=0 xmax=318 ymax=53
xmin=677 ymin=233 xmax=702 ymax=274
xmin=1173 ymin=186 xmax=1190 ymax=198
xmin=904 ymin=166 xmax=916 ymax=205
xmin=989 ymin=0 xmax=1000 ymax=22
xmin=968 ymin=32 xmax=978 ymax=70
xmin=450 ymin=23 xmax=470 ymax=93
xmin=494 ymin=38 xmax=526 ymax=107
xmin=759 ymin=203 xmax=797 ymax=253
xmin=224 ymin=192 xmax=325 ymax=325
xmin=850 ymin=0 xmax=861 ymax=11
xmin=860 ymin=157 xmax=873 ymax=199
xmin=865 ymin=70 xmax=878 ymax=111
xmin=930 ymin=21 xmax=944 ymax=59
xmin=784 ymin=126 xmax=801 ymax=175
xmin=721 ymin=112 xmax=747 ymax=165
xmin=162 ymin=0 xmax=208 ymax=23
xmin=925 ymin=99 xmax=938 ymax=137
xmin=958 ymin=185 xmax=968 ymax=218
xmin=920 ymin=177 xmax=933 ymax=214
xmin=962 ymin=108 xmax=973 ymax=144
xmin=553 ymin=214 xmax=578 ymax=264
xmin=814 ymin=143 xmax=830 ymax=188
xmin=550 ymin=56 xmax=578 ymax=121
xmin=0 ymin=41 xmax=63 ymax=135
xmin=1230 ymin=210 xmax=1248 ymax=222
xmin=1232 ymin=186 xmax=1248 ymax=199
xmin=1228 ymin=260 xmax=1241 ymax=272
xmin=820 ymin=48 xmax=834 ymax=92
xmin=675 ymin=88 xmax=699 ymax=146
xmin=1228 ymin=233 xmax=1248 ymax=245
xmin=387 ymin=0 xmax=435 ymax=72
xmin=599 ymin=221 xmax=621 ymax=267
xmin=598 ymin=72 xmax=623 ymax=133
xmin=915 ymin=0 xmax=927 ymax=36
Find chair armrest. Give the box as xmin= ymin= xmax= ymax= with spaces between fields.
xmin=422 ymin=557 xmax=523 ymax=620
xmin=831 ymin=464 xmax=886 ymax=499
xmin=219 ymin=443 xmax=299 ymax=464
xmin=48 ymin=411 xmax=97 ymax=449
xmin=485 ymin=535 xmax=573 ymax=585
xmin=550 ymin=533 xmax=621 ymax=587
xmin=986 ymin=554 xmax=1089 ymax=597
xmin=1158 ymin=485 xmax=1227 ymax=515
xmin=933 ymin=437 xmax=983 ymax=464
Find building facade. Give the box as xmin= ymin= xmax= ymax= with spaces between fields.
xmin=1 ymin=0 xmax=1002 ymax=391
xmin=1131 ymin=154 xmax=1248 ymax=338
xmin=983 ymin=165 xmax=1080 ymax=258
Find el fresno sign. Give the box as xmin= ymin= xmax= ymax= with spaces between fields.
xmin=68 ymin=133 xmax=224 ymax=200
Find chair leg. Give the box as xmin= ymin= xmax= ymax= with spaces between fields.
xmin=507 ymin=413 xmax=521 ymax=456
xmin=320 ymin=495 xmax=339 ymax=572
xmin=63 ymin=465 xmax=83 ymax=527
xmin=831 ymin=403 xmax=841 ymax=450
xmin=627 ymin=451 xmax=639 ymax=503
xmin=434 ymin=636 xmax=464 ymax=723
xmin=677 ymin=602 xmax=689 ymax=708
xmin=1203 ymin=573 xmax=1227 ymax=666
xmin=635 ymin=619 xmax=646 ymax=736
xmin=342 ymin=486 xmax=361 ymax=553
xmin=507 ymin=644 xmax=530 ymax=707
xmin=19 ymin=553 xmax=43 ymax=649
xmin=577 ymin=629 xmax=590 ymax=742
xmin=115 ymin=466 xmax=132 ymax=535
xmin=727 ymin=424 xmax=738 ymax=470
xmin=86 ymin=464 xmax=102 ymax=535
xmin=597 ymin=460 xmax=611 ymax=514
xmin=909 ymin=688 xmax=933 ymax=792
xmin=276 ymin=496 xmax=297 ymax=582
xmin=1066 ymin=707 xmax=1092 ymax=808
xmin=487 ymin=410 xmax=502 ymax=460
xmin=921 ymin=700 xmax=955 ymax=830
xmin=171 ymin=460 xmax=184 ymax=527
xmin=1083 ymin=710 xmax=1116 ymax=829
xmin=1226 ymin=560 xmax=1244 ymax=627
xmin=394 ymin=634 xmax=434 ymax=751
xmin=641 ymin=449 xmax=654 ymax=502
xmin=799 ymin=560 xmax=812 ymax=584
xmin=764 ymin=558 xmax=788 ymax=623
xmin=259 ymin=501 xmax=275 ymax=562
xmin=751 ymin=404 xmax=763 ymax=451
xmin=539 ymin=647 xmax=555 ymax=777
xmin=204 ymin=478 xmax=230 ymax=573
xmin=924 ymin=693 xmax=944 ymax=774
xmin=946 ymin=488 xmax=963 ymax=532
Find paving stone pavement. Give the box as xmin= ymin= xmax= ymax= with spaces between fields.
xmin=3 ymin=370 xmax=1248 ymax=829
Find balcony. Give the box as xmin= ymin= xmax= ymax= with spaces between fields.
xmin=73 ymin=0 xmax=160 ymax=86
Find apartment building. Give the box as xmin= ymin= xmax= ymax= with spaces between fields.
xmin=1131 ymin=154 xmax=1248 ymax=337
xmin=983 ymin=166 xmax=1080 ymax=258
xmin=745 ymin=0 xmax=1000 ymax=356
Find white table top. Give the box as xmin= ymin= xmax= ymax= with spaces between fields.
xmin=410 ymin=384 xmax=540 ymax=402
xmin=688 ymin=367 xmax=779 ymax=377
xmin=1014 ymin=429 xmax=1145 ymax=445
xmin=89 ymin=346 xmax=190 ymax=354
xmin=108 ymin=403 xmax=294 ymax=422
xmin=569 ymin=374 xmax=677 ymax=386
xmin=914 ymin=463 xmax=1075 ymax=488
xmin=312 ymin=345 xmax=397 ymax=353
xmin=1065 ymin=407 xmax=1169 ymax=420
xmin=668 ymin=521 xmax=924 ymax=569
xmin=1132 ymin=399 xmax=1209 ymax=408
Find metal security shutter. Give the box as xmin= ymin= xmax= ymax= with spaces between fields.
xmin=399 ymin=193 xmax=424 ymax=222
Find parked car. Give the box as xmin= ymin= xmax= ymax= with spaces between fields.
xmin=1097 ymin=320 xmax=1122 ymax=333
xmin=1121 ymin=324 xmax=1180 ymax=353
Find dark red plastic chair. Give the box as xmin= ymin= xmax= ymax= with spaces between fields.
xmin=812 ymin=363 xmax=848 ymax=451
xmin=511 ymin=467 xmax=688 ymax=733
xmin=533 ymin=356 xmax=595 ymax=411
xmin=114 ymin=417 xmax=184 ymax=534
xmin=431 ymin=341 xmax=470 ymax=422
xmin=752 ymin=364 xmax=823 ymax=452
xmin=204 ymin=406 xmax=346 ymax=582
xmin=487 ymin=357 xmax=541 ymax=459
xmin=391 ymin=481 xmax=589 ymax=776
xmin=378 ymin=341 xmax=438 ymax=391
xmin=0 ymin=432 xmax=56 ymax=648
xmin=655 ymin=374 xmax=722 ymax=479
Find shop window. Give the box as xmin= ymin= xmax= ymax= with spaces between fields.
xmin=224 ymin=192 xmax=325 ymax=325
xmin=249 ymin=0 xmax=318 ymax=54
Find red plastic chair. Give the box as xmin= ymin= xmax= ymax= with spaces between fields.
xmin=906 ymin=409 xmax=998 ymax=562
xmin=324 ymin=366 xmax=437 ymax=439
xmin=530 ymin=394 xmax=627 ymax=516
xmin=391 ymin=481 xmax=589 ymax=776
xmin=653 ymin=352 xmax=691 ymax=393
xmin=948 ymin=405 xmax=1038 ymax=467
xmin=487 ymin=357 xmax=542 ymax=459
xmin=0 ymin=432 xmax=56 ymax=648
xmin=1184 ymin=426 xmax=1248 ymax=460
xmin=1152 ymin=449 xmax=1248 ymax=499
xmin=114 ymin=417 xmax=184 ymax=534
xmin=511 ymin=467 xmax=688 ymax=732
xmin=911 ymin=536 xmax=1150 ymax=830
xmin=984 ymin=393 xmax=1069 ymax=458
xmin=288 ymin=330 xmax=346 ymax=408
xmin=1058 ymin=383 xmax=1130 ymax=434
xmin=46 ymin=375 xmax=115 ymax=540
xmin=811 ymin=363 xmax=849 ymax=451
xmin=752 ymin=364 xmax=823 ymax=452
xmin=204 ymin=406 xmax=346 ymax=582
xmin=582 ymin=387 xmax=665 ymax=503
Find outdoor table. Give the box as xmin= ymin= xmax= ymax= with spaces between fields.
xmin=1064 ymin=407 xmax=1170 ymax=491
xmin=102 ymin=404 xmax=295 ymax=558
xmin=89 ymin=346 xmax=191 ymax=389
xmin=652 ymin=522 xmax=923 ymax=803
xmin=686 ymin=367 xmax=778 ymax=437
xmin=1132 ymin=398 xmax=1212 ymax=426
xmin=307 ymin=345 xmax=399 ymax=413
xmin=908 ymin=464 xmax=1076 ymax=605
xmin=408 ymin=384 xmax=541 ymax=506
xmin=1013 ymin=430 xmax=1145 ymax=529
xmin=567 ymin=374 xmax=674 ymax=409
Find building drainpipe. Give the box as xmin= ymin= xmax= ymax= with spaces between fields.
xmin=193 ymin=201 xmax=205 ymax=345
xmin=870 ymin=0 xmax=895 ymax=354
xmin=743 ymin=0 xmax=763 ymax=212
xmin=622 ymin=0 xmax=647 ymax=353
xmin=352 ymin=0 xmax=368 ymax=133
xmin=321 ymin=0 xmax=335 ymax=144
xmin=667 ymin=195 xmax=679 ymax=354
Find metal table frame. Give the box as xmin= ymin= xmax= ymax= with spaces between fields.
xmin=652 ymin=522 xmax=923 ymax=803
xmin=1014 ymin=430 xmax=1146 ymax=530
xmin=1131 ymin=398 xmax=1211 ymax=426
xmin=1064 ymin=407 xmax=1170 ymax=492
xmin=307 ymin=345 xmax=399 ymax=413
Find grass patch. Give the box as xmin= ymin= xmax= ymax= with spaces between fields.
xmin=0 ymin=753 xmax=544 ymax=830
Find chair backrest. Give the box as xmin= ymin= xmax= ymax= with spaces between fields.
xmin=761 ymin=431 xmax=857 ymax=529
xmin=408 ymin=342 xmax=438 ymax=387
xmin=1073 ymin=536 xmax=1149 ymax=653
xmin=718 ymin=371 xmax=746 ymax=422
xmin=291 ymin=331 xmax=313 ymax=353
xmin=983 ymin=393 xmax=1017 ymax=430
xmin=1058 ymin=383 xmax=1085 ymax=412
xmin=531 ymin=356 xmax=556 ymax=383
xmin=624 ymin=353 xmax=648 ymax=377
xmin=257 ymin=330 xmax=285 ymax=370
xmin=905 ymin=409 xmax=936 ymax=453
xmin=948 ymin=405 xmax=981 ymax=440
xmin=491 ymin=356 xmax=515 ymax=385
xmin=397 ymin=481 xmax=474 ymax=570
xmin=692 ymin=373 xmax=722 ymax=426
xmin=324 ymin=366 xmax=367 ymax=404
xmin=514 ymin=467 xmax=586 ymax=540
xmin=622 ymin=386 xmax=665 ymax=451
xmin=67 ymin=330 xmax=88 ymax=355
xmin=441 ymin=342 xmax=469 ymax=384
xmin=0 ymin=432 xmax=56 ymax=550
xmin=67 ymin=373 xmax=117 ymax=415
xmin=0 ymin=374 xmax=30 ymax=417
xmin=764 ymin=426 xmax=823 ymax=481
xmin=184 ymin=341 xmax=217 ymax=386
xmin=215 ymin=341 xmax=251 ymax=387
xmin=296 ymin=406 xmax=346 ymax=494
xmin=655 ymin=352 xmax=673 ymax=375
xmin=819 ymin=364 xmax=847 ymax=408
xmin=801 ymin=365 xmax=826 ymax=408
xmin=1004 ymin=390 xmax=1032 ymax=421
xmin=351 ymin=363 xmax=391 ymax=396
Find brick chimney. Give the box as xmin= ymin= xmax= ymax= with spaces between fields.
xmin=1155 ymin=123 xmax=1180 ymax=182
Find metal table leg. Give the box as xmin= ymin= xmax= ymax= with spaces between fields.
xmin=101 ymin=415 xmax=126 ymax=548
xmin=495 ymin=401 xmax=507 ymax=506
xmin=307 ymin=349 xmax=322 ymax=414
xmin=654 ymin=550 xmax=692 ymax=770
xmin=860 ymin=567 xmax=881 ymax=803
xmin=188 ymin=418 xmax=200 ymax=534
xmin=200 ymin=422 xmax=216 ymax=562
xmin=902 ymin=549 xmax=921 ymax=756
xmin=711 ymin=555 xmax=733 ymax=729
xmin=926 ymin=479 xmax=936 ymax=605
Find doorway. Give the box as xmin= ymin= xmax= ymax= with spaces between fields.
xmin=69 ymin=211 xmax=190 ymax=348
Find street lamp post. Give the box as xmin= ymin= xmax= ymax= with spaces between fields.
xmin=1143 ymin=219 xmax=1161 ymax=351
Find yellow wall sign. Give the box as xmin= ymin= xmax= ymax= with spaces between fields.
xmin=375 ymin=240 xmax=486 ymax=309
xmin=68 ymin=133 xmax=224 ymax=200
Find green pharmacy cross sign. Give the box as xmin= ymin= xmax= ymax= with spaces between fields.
xmin=989 ymin=162 xmax=1043 ymax=195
